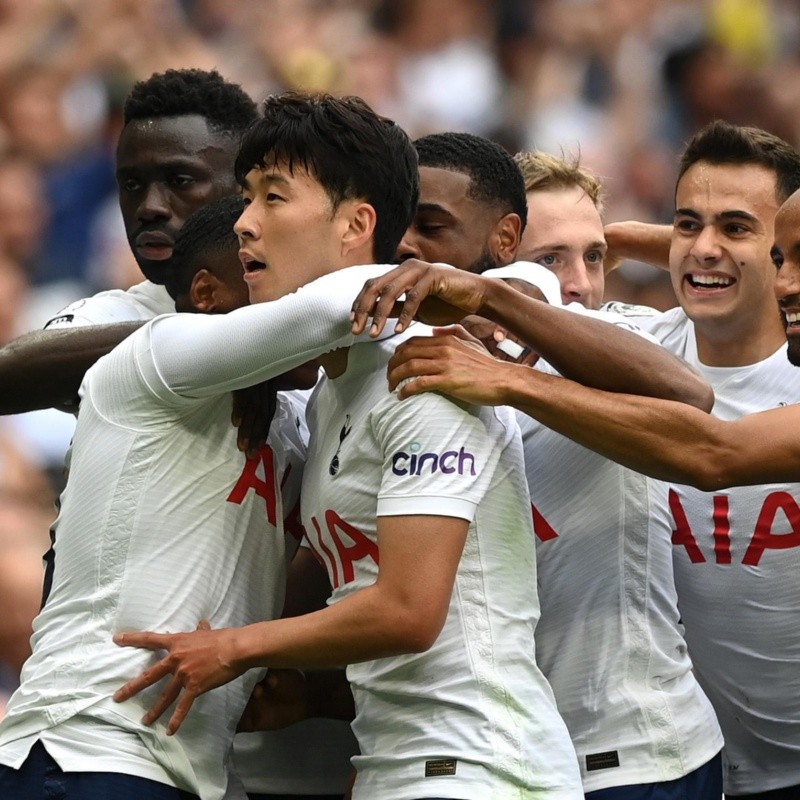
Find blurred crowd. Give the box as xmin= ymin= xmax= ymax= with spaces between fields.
xmin=0 ymin=0 xmax=798 ymax=710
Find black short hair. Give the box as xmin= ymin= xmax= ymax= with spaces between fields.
xmin=234 ymin=92 xmax=419 ymax=264
xmin=123 ymin=69 xmax=258 ymax=139
xmin=164 ymin=195 xmax=243 ymax=300
xmin=678 ymin=120 xmax=800 ymax=203
xmin=415 ymin=132 xmax=527 ymax=230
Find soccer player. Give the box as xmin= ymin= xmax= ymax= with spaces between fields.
xmin=0 ymin=68 xmax=359 ymax=799
xmin=399 ymin=135 xmax=724 ymax=798
xmin=0 ymin=195 xmax=316 ymax=799
xmin=380 ymin=122 xmax=800 ymax=800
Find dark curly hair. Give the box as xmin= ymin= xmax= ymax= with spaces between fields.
xmin=123 ymin=69 xmax=258 ymax=139
xmin=415 ymin=132 xmax=527 ymax=231
xmin=164 ymin=194 xmax=243 ymax=301
xmin=235 ymin=91 xmax=418 ymax=264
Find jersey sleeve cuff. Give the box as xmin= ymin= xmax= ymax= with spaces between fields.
xmin=377 ymin=494 xmax=478 ymax=521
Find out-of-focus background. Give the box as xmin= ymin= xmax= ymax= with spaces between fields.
xmin=0 ymin=0 xmax=795 ymax=712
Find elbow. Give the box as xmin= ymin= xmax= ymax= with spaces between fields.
xmin=680 ymin=448 xmax=735 ymax=492
xmin=387 ymin=609 xmax=445 ymax=654
xmin=671 ymin=378 xmax=715 ymax=413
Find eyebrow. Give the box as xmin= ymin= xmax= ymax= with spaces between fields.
xmin=531 ymin=241 xmax=608 ymax=252
xmin=416 ymin=202 xmax=455 ymax=215
xmin=675 ymin=207 xmax=760 ymax=224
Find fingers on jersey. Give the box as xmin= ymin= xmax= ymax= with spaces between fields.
xmin=388 ymin=328 xmax=522 ymax=405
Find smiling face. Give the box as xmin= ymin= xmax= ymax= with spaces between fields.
xmin=116 ymin=114 xmax=238 ymax=284
xmin=518 ymin=185 xmax=606 ymax=309
xmin=395 ymin=166 xmax=506 ymax=273
xmin=235 ymin=162 xmax=355 ymax=304
xmin=670 ymin=161 xmax=783 ymax=353
xmin=772 ymin=192 xmax=800 ymax=366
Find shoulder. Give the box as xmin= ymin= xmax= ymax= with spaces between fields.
xmin=44 ymin=282 xmax=174 ymax=329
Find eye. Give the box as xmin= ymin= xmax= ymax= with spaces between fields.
xmin=675 ymin=217 xmax=701 ymax=233
xmin=772 ymin=250 xmax=785 ymax=269
xmin=169 ymin=174 xmax=196 ymax=189
xmin=585 ymin=250 xmax=604 ymax=266
xmin=537 ymin=254 xmax=558 ymax=267
xmin=416 ymin=224 xmax=445 ymax=235
xmin=724 ymin=222 xmax=748 ymax=235
xmin=242 ymin=196 xmax=252 ymax=207
xmin=266 ymin=192 xmax=284 ymax=202
xmin=119 ymin=178 xmax=142 ymax=193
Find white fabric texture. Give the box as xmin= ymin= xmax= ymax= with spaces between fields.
xmin=301 ymin=327 xmax=582 ymax=800
xmin=521 ymin=313 xmax=721 ymax=791
xmin=630 ymin=307 xmax=800 ymax=795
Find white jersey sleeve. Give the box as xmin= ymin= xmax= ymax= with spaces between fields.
xmin=44 ymin=281 xmax=175 ymax=328
xmin=373 ymin=387 xmax=513 ymax=521
xmin=140 ymin=264 xmax=396 ymax=403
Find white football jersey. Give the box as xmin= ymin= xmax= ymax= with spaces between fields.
xmin=44 ymin=280 xmax=175 ymax=328
xmin=628 ymin=307 xmax=800 ymax=794
xmin=0 ymin=265 xmax=406 ymax=792
xmin=301 ymin=327 xmax=582 ymax=800
xmin=0 ymin=329 xmax=306 ymax=800
xmin=520 ymin=307 xmax=722 ymax=791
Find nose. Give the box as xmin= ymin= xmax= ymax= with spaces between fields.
xmin=689 ymin=225 xmax=722 ymax=262
xmin=559 ymin=259 xmax=593 ymax=305
xmin=395 ymin=230 xmax=423 ymax=263
xmin=234 ymin=202 xmax=258 ymax=240
xmin=776 ymin=258 xmax=800 ymax=305
xmin=137 ymin=182 xmax=170 ymax=223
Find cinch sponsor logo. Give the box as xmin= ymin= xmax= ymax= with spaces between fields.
xmin=391 ymin=446 xmax=476 ymax=476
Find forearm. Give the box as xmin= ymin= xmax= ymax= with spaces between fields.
xmin=604 ymin=221 xmax=671 ymax=272
xmin=152 ymin=264 xmax=392 ymax=398
xmin=0 ymin=323 xmax=142 ymax=413
xmin=479 ymin=281 xmax=713 ymax=408
xmin=234 ymin=582 xmax=431 ymax=672
xmin=503 ymin=367 xmax=744 ymax=489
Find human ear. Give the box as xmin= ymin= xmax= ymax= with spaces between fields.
xmin=340 ymin=201 xmax=377 ymax=258
xmin=490 ymin=213 xmax=522 ymax=265
xmin=188 ymin=269 xmax=223 ymax=313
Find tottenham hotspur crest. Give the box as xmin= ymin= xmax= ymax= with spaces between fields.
xmin=329 ymin=415 xmax=352 ymax=476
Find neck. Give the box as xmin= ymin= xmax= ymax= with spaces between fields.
xmin=320 ymin=346 xmax=350 ymax=378
xmin=694 ymin=311 xmax=785 ymax=367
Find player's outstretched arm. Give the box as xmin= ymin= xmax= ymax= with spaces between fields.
xmin=352 ymin=261 xmax=712 ymax=410
xmin=603 ymin=221 xmax=671 ymax=273
xmin=113 ymin=514 xmax=467 ymax=734
xmin=387 ymin=331 xmax=800 ymax=490
xmin=0 ymin=323 xmax=143 ymax=413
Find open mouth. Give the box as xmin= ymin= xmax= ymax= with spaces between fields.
xmin=784 ymin=311 xmax=800 ymax=330
xmin=684 ymin=273 xmax=735 ymax=290
xmin=239 ymin=252 xmax=267 ymax=273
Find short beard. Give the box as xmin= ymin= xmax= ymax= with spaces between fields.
xmin=787 ymin=338 xmax=800 ymax=367
xmin=469 ymin=248 xmax=501 ymax=275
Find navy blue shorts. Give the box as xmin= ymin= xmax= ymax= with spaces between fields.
xmin=584 ymin=751 xmax=722 ymax=800
xmin=0 ymin=740 xmax=199 ymax=799
xmin=727 ymin=785 xmax=800 ymax=800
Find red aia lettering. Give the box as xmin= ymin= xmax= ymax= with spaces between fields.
xmin=310 ymin=516 xmax=340 ymax=588
xmin=742 ymin=491 xmax=800 ymax=566
xmin=227 ymin=445 xmax=278 ymax=525
xmin=326 ymin=510 xmax=379 ymax=585
xmin=669 ymin=490 xmax=706 ymax=563
xmin=531 ymin=504 xmax=558 ymax=542
xmin=309 ymin=511 xmax=379 ymax=589
xmin=712 ymin=495 xmax=732 ymax=565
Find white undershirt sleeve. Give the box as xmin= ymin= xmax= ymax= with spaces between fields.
xmin=141 ymin=264 xmax=394 ymax=401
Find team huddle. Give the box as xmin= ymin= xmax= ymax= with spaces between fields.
xmin=0 ymin=67 xmax=797 ymax=800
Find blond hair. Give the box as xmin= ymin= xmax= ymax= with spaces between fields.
xmin=514 ymin=151 xmax=604 ymax=214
